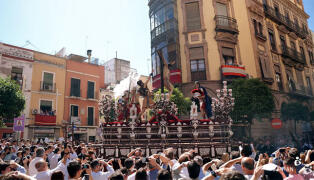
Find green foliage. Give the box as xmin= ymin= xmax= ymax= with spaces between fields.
xmin=281 ymin=102 xmax=309 ymax=121
xmin=229 ymin=78 xmax=275 ymax=124
xmin=0 ymin=77 xmax=25 ymax=125
xmin=154 ymin=88 xmax=191 ymax=116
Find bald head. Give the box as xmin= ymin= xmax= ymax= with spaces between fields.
xmin=241 ymin=157 xmax=255 ymax=173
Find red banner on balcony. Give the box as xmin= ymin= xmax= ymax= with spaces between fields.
xmin=35 ymin=115 xmax=56 ymax=126
xmin=221 ymin=65 xmax=247 ymax=77
xmin=152 ymin=69 xmax=182 ymax=90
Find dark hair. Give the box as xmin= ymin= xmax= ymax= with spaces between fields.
xmin=109 ymin=170 xmax=124 ymax=180
xmin=157 ymin=169 xmax=172 ymax=180
xmin=36 ymin=147 xmax=45 ymax=157
xmin=90 ymin=160 xmax=99 ymax=169
xmin=54 ymin=148 xmax=60 ymax=154
xmin=165 ymin=150 xmax=174 ymax=160
xmin=219 ymin=171 xmax=246 ymax=180
xmin=283 ymin=157 xmax=295 ymax=168
xmin=135 ymin=168 xmax=147 ymax=180
xmin=134 ymin=159 xmax=146 ymax=170
xmin=288 ymin=148 xmax=299 ymax=160
xmin=187 ymin=160 xmax=200 ymax=179
xmin=67 ymin=161 xmax=81 ymax=178
xmin=51 ymin=171 xmax=64 ymax=180
xmin=0 ymin=163 xmax=10 ymax=174
xmin=262 ymin=170 xmax=283 ymax=180
xmin=241 ymin=145 xmax=252 ymax=157
xmin=125 ymin=158 xmax=134 ymax=169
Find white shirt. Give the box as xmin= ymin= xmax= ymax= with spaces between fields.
xmin=48 ymin=152 xmax=54 ymax=163
xmin=52 ymin=161 xmax=68 ymax=180
xmin=70 ymin=152 xmax=78 ymax=160
xmin=50 ymin=154 xmax=61 ymax=169
xmin=127 ymin=172 xmax=136 ymax=180
xmin=34 ymin=170 xmax=52 ymax=180
xmin=28 ymin=157 xmax=44 ymax=176
xmin=91 ymin=165 xmax=115 ymax=180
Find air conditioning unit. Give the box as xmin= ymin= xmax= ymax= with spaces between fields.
xmin=32 ymin=109 xmax=38 ymax=115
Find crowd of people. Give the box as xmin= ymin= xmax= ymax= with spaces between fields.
xmin=0 ymin=138 xmax=312 ymax=180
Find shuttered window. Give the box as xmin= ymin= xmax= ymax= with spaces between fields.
xmin=189 ymin=47 xmax=204 ymax=60
xmin=186 ymin=2 xmax=201 ymax=31
xmin=70 ymin=78 xmax=81 ymax=97
xmin=87 ymin=81 xmax=95 ymax=99
xmin=259 ymin=57 xmax=272 ymax=79
xmin=88 ymin=107 xmax=94 ymax=126
xmin=296 ymin=70 xmax=304 ymax=87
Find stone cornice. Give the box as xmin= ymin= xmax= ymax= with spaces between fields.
xmin=275 ymin=0 xmax=309 ymax=19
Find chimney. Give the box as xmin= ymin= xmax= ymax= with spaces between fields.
xmin=87 ymin=49 xmax=92 ymax=63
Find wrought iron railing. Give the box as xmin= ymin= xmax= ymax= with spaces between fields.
xmin=40 ymin=81 xmax=56 ymax=92
xmin=264 ymin=5 xmax=306 ymax=39
xmin=215 ymin=15 xmax=238 ymax=34
xmin=281 ymin=46 xmax=306 ymax=64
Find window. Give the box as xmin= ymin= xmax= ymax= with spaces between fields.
xmin=259 ymin=57 xmax=272 ymax=79
xmin=285 ymin=11 xmax=290 ymax=23
xmin=11 ymin=67 xmax=23 ymax=88
xmin=268 ymin=30 xmax=276 ymax=51
xmin=222 ymin=47 xmax=235 ymax=65
xmin=296 ymin=70 xmax=304 ymax=87
xmin=88 ymin=107 xmax=94 ymax=126
xmin=299 ymin=46 xmax=305 ymax=58
xmin=70 ymin=105 xmax=79 ymax=117
xmin=280 ymin=35 xmax=286 ymax=50
xmin=253 ymin=20 xmax=264 ymax=36
xmin=70 ymin=78 xmax=81 ymax=97
xmin=306 ymin=77 xmax=312 ymax=89
xmin=276 ymin=73 xmax=283 ymax=91
xmin=40 ymin=100 xmax=53 ymax=115
xmin=286 ymin=69 xmax=295 ymax=91
xmin=290 ymin=41 xmax=296 ymax=50
xmin=294 ymin=17 xmax=299 ymax=28
xmin=216 ymin=2 xmax=228 ymax=16
xmin=274 ymin=5 xmax=280 ymax=16
xmin=87 ymin=81 xmax=95 ymax=99
xmin=185 ymin=2 xmax=201 ymax=31
xmin=190 ymin=60 xmax=206 ymax=81
xmin=258 ymin=23 xmax=263 ymax=35
xmin=308 ymin=50 xmax=314 ymax=64
xmin=42 ymin=72 xmax=54 ymax=91
xmin=253 ymin=19 xmax=257 ymax=34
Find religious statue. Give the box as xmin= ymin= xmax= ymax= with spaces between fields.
xmin=157 ymin=50 xmax=174 ymax=97
xmin=137 ymin=75 xmax=154 ymax=120
xmin=191 ymin=81 xmax=212 ymax=119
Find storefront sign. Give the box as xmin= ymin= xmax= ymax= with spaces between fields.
xmin=34 ymin=129 xmax=55 ymax=134
xmin=13 ymin=115 xmax=25 ymax=132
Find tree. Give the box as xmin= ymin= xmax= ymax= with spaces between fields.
xmin=0 ymin=77 xmax=25 ymax=126
xmin=229 ymin=78 xmax=275 ymax=137
xmin=154 ymin=88 xmax=191 ymax=116
xmin=281 ymin=102 xmax=309 ymax=134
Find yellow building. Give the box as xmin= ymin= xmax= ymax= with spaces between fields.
xmin=149 ymin=0 xmax=313 ymax=136
xmin=27 ymin=52 xmax=66 ymax=140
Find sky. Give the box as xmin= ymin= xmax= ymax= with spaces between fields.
xmin=0 ymin=0 xmax=313 ymax=76
xmin=0 ymin=0 xmax=152 ymax=75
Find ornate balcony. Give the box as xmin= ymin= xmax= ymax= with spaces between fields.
xmin=35 ymin=114 xmax=56 ymax=126
xmin=215 ymin=15 xmax=238 ymax=34
xmin=281 ymin=46 xmax=306 ymax=64
xmin=264 ymin=5 xmax=306 ymax=39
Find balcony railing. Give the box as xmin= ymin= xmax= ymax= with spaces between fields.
xmin=35 ymin=114 xmax=56 ymax=126
xmin=281 ymin=46 xmax=306 ymax=64
xmin=215 ymin=15 xmax=238 ymax=34
xmin=264 ymin=5 xmax=306 ymax=39
xmin=40 ymin=81 xmax=56 ymax=92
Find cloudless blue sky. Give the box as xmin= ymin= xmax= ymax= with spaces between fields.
xmin=0 ymin=0 xmax=151 ymax=75
xmin=0 ymin=0 xmax=313 ymax=76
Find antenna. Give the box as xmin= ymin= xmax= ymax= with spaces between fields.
xmin=22 ymin=40 xmax=40 ymax=50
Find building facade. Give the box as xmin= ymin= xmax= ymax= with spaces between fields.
xmin=0 ymin=43 xmax=34 ymax=138
xmin=149 ymin=0 xmax=314 ymax=135
xmin=27 ymin=52 xmax=66 ymax=140
xmin=104 ymin=58 xmax=130 ymax=85
xmin=64 ymin=57 xmax=104 ymax=142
